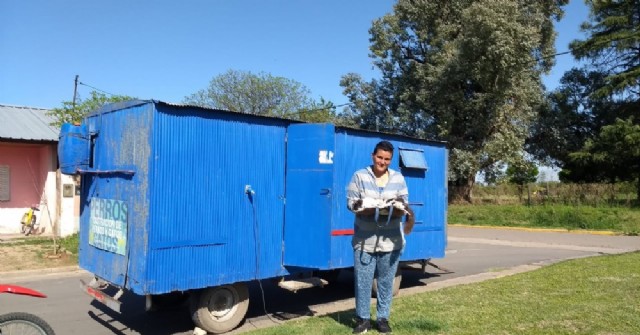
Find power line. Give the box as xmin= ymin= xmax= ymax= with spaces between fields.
xmin=77 ymin=81 xmax=118 ymax=97
xmin=74 ymin=78 xmax=356 ymax=115
xmin=73 ymin=35 xmax=634 ymax=112
xmin=538 ymin=34 xmax=638 ymax=62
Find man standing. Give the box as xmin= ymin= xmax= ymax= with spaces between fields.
xmin=347 ymin=140 xmax=410 ymax=334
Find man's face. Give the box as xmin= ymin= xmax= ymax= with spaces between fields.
xmin=371 ymin=149 xmax=392 ymax=176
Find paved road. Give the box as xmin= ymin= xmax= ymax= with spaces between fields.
xmin=1 ymin=226 xmax=637 ymax=335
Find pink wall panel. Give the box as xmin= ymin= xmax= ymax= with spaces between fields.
xmin=0 ymin=143 xmax=47 ymax=208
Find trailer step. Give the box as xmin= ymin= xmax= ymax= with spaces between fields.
xmin=278 ymin=277 xmax=328 ymax=293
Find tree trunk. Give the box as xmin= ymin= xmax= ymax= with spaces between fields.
xmin=637 ymin=177 xmax=640 ymax=206
xmin=449 ymin=175 xmax=475 ymax=204
xmin=517 ymin=185 xmax=523 ymax=203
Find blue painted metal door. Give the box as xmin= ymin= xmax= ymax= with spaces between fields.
xmin=284 ymin=124 xmax=335 ymax=269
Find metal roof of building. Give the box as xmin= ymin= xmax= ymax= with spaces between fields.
xmin=0 ymin=104 xmax=59 ymax=142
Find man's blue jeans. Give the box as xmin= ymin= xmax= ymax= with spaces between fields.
xmin=353 ymin=249 xmax=401 ymax=320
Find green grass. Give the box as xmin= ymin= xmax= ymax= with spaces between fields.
xmin=448 ymin=204 xmax=640 ymax=235
xmin=246 ymin=252 xmax=640 ymax=335
xmin=57 ymin=233 xmax=79 ymax=254
xmin=5 ymin=233 xmax=79 ymax=255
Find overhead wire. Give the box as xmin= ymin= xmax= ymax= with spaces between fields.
xmin=77 ymin=81 xmax=118 ymax=97
xmin=73 ymin=35 xmax=635 ymax=112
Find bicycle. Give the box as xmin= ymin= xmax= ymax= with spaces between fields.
xmin=0 ymin=284 xmax=56 ymax=335
xmin=20 ymin=206 xmax=40 ymax=236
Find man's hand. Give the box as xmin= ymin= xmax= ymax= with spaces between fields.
xmin=353 ymin=199 xmax=363 ymax=210
xmin=403 ymin=206 xmax=415 ymax=234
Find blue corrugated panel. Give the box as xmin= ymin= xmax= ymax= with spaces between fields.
xmin=332 ymin=128 xmax=448 ymax=262
xmin=284 ymin=124 xmax=335 ymax=268
xmin=144 ymin=104 xmax=289 ymax=293
xmin=75 ymin=100 xmax=448 ymax=295
xmin=78 ymin=101 xmax=291 ymax=295
xmin=79 ymin=103 xmax=154 ymax=288
xmin=284 ymin=124 xmax=448 ymax=270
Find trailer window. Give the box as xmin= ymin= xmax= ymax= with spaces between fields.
xmin=399 ymin=148 xmax=428 ymax=171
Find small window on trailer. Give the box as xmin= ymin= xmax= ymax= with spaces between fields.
xmin=398 ymin=148 xmax=428 ymax=171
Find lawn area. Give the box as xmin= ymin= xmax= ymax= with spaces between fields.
xmin=448 ymin=204 xmax=640 ymax=235
xmin=0 ymin=234 xmax=78 ymax=272
xmin=245 ymin=252 xmax=640 ymax=335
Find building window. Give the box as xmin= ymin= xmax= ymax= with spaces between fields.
xmin=0 ymin=165 xmax=9 ymax=201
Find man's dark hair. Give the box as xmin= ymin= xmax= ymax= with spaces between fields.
xmin=373 ymin=140 xmax=394 ymax=155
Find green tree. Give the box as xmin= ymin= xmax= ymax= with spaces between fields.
xmin=48 ymin=91 xmax=134 ymax=127
xmin=184 ymin=70 xmax=320 ymax=118
xmin=545 ymin=0 xmax=640 ymax=188
xmin=570 ymin=0 xmax=640 ymax=97
xmin=528 ymin=68 xmax=617 ymax=166
xmin=528 ymin=68 xmax=639 ymax=181
xmin=340 ymin=0 xmax=567 ymax=203
xmin=506 ymin=159 xmax=539 ymax=202
xmin=569 ymin=117 xmax=640 ymax=201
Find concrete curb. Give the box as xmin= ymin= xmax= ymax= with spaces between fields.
xmin=1 ymin=265 xmax=81 ymax=280
xmin=448 ymin=224 xmax=619 ymax=236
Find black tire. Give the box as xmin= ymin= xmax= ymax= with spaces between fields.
xmin=189 ymin=283 xmax=249 ymax=334
xmin=31 ymin=215 xmax=39 ymax=234
xmin=372 ymin=268 xmax=402 ymax=298
xmin=0 ymin=312 xmax=56 ymax=335
xmin=26 ymin=215 xmax=37 ymax=236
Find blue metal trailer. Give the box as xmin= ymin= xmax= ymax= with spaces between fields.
xmin=58 ymin=100 xmax=448 ymax=334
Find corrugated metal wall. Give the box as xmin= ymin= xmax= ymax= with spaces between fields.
xmin=79 ymin=102 xmax=154 ymax=288
xmin=77 ymin=101 xmax=447 ymax=295
xmin=332 ymin=128 xmax=448 ymax=263
xmin=144 ymin=104 xmax=289 ymax=293
xmin=284 ymin=124 xmax=448 ymax=270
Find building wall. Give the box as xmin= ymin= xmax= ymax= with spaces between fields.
xmin=0 ymin=142 xmax=77 ymax=236
xmin=59 ymin=172 xmax=79 ymax=236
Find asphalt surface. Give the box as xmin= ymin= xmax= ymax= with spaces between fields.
xmin=1 ymin=226 xmax=638 ymax=335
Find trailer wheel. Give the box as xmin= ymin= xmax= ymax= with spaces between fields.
xmin=315 ymin=269 xmax=341 ymax=284
xmin=190 ymin=283 xmax=249 ymax=334
xmin=372 ymin=268 xmax=402 ymax=297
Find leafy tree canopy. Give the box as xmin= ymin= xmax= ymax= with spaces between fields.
xmin=570 ymin=0 xmax=640 ymax=98
xmin=48 ymin=91 xmax=134 ymax=127
xmin=506 ymin=160 xmax=539 ymax=186
xmin=341 ymin=0 xmax=567 ymax=202
xmin=568 ymin=117 xmax=640 ymax=198
xmin=184 ymin=70 xmax=325 ymax=119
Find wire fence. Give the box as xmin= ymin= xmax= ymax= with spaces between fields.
xmin=472 ymin=182 xmax=638 ymax=207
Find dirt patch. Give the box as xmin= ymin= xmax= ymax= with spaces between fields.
xmin=0 ymin=238 xmax=77 ymax=272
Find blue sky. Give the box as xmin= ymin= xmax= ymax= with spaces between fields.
xmin=1 ymin=0 xmax=589 ymax=110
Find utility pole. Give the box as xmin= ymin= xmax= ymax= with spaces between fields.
xmin=72 ymin=75 xmax=79 ymax=111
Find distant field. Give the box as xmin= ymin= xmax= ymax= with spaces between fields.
xmin=448 ymin=204 xmax=640 ymax=235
